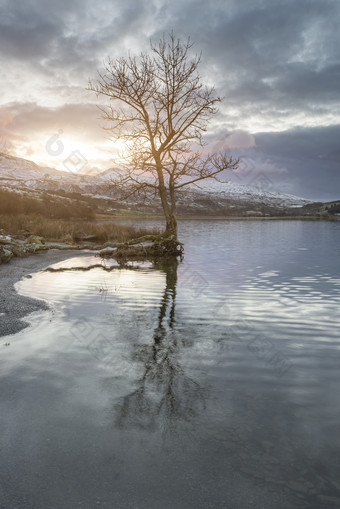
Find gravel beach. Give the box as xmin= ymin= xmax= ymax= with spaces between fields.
xmin=0 ymin=249 xmax=91 ymax=338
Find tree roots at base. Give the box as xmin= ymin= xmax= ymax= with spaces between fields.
xmin=108 ymin=233 xmax=184 ymax=262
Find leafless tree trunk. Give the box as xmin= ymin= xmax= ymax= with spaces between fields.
xmin=89 ymin=33 xmax=239 ymax=240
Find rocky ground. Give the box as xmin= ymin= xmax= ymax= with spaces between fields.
xmin=0 ymin=228 xmax=183 ymax=268
xmin=0 ymin=230 xmax=100 ymax=265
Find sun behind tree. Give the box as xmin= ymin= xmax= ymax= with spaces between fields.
xmin=88 ymin=32 xmax=239 ymax=252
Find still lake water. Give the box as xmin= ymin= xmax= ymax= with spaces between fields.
xmin=1 ymin=219 xmax=340 ymax=508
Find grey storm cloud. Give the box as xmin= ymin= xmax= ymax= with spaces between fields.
xmin=253 ymin=126 xmax=340 ymax=201
xmin=0 ymin=0 xmax=155 ymax=68
xmin=226 ymin=126 xmax=340 ymax=201
xmin=1 ymin=0 xmax=339 ymax=108
xmin=0 ymin=0 xmax=339 ymax=199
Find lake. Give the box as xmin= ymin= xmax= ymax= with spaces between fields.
xmin=1 ymin=219 xmax=340 ymax=508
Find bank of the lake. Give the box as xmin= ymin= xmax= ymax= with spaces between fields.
xmin=0 ymin=249 xmax=92 ymax=338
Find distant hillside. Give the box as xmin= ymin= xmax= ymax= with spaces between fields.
xmin=0 ymin=151 xmax=329 ymax=218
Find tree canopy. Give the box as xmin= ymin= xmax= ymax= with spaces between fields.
xmin=89 ymin=33 xmax=239 ymax=240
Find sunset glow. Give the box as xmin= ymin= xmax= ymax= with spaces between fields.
xmin=0 ymin=0 xmax=339 ymax=199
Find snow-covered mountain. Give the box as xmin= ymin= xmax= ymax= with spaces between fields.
xmin=0 ymin=152 xmax=313 ymax=215
xmin=0 ymin=152 xmax=89 ymax=190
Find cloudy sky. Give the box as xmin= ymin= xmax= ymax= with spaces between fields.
xmin=0 ymin=0 xmax=339 ymax=200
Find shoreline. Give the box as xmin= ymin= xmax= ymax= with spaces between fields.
xmin=107 ymin=214 xmax=340 ymax=221
xmin=1 ymin=214 xmax=339 ymax=338
xmin=0 ymin=249 xmax=92 ymax=339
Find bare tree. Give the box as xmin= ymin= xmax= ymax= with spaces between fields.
xmin=89 ymin=33 xmax=239 ymax=241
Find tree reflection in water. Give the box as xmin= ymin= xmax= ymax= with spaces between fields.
xmin=114 ymin=259 xmax=208 ymax=436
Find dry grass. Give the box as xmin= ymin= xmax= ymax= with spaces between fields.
xmin=0 ymin=214 xmax=159 ymax=243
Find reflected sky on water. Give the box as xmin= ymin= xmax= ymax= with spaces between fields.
xmin=1 ymin=220 xmax=340 ymax=508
